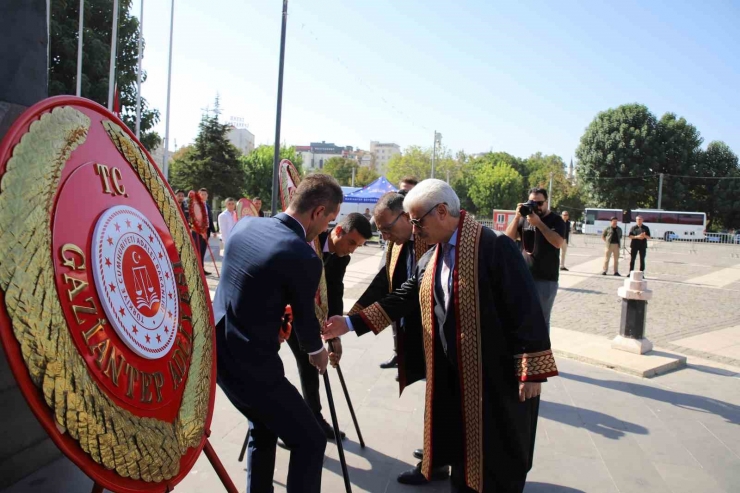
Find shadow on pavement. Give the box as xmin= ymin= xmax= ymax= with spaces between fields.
xmin=539 ymin=401 xmax=648 ymax=439
xmin=524 ymin=483 xmax=586 ymax=492
xmin=560 ymin=372 xmax=740 ymax=425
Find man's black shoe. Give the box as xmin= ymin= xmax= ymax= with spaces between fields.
xmin=601 ymin=271 xmax=607 ymax=275
xmin=319 ymin=417 xmax=345 ymax=441
xmin=614 ymin=272 xmax=621 ymax=277
xmin=560 ymin=267 xmax=569 ymax=271
xmin=380 ymin=355 xmax=398 ymax=369
xmin=203 ymin=270 xmax=212 ymax=276
xmin=397 ymin=462 xmax=449 ymax=485
xmin=413 ymin=448 xmax=423 ymax=460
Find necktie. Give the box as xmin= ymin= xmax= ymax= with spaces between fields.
xmin=441 ymin=243 xmax=454 ymax=309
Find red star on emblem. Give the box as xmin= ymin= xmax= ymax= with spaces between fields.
xmin=105 ymin=257 xmax=112 ymax=267
xmin=109 ymin=283 xmax=116 ymax=292
xmin=107 ymin=236 xmax=113 ymax=246
xmin=159 ymin=251 xmax=164 ymax=259
xmin=145 ymin=334 xmax=151 ymax=343
xmin=149 ymin=234 xmax=154 ymax=242
xmin=115 ymin=222 xmax=121 ymax=232
xmin=119 ymin=307 xmax=125 ymax=316
xmin=165 ymin=272 xmax=170 ymax=279
xmin=167 ymin=311 xmax=172 ymax=319
xmin=138 ymin=223 xmax=143 ymax=231
xmin=168 ymin=292 xmax=173 ymax=300
xmin=156 ymin=334 xmax=162 ymax=343
xmin=132 ymin=325 xmax=139 ymax=334
xmin=125 ymin=219 xmax=131 ymax=228
xmin=164 ymin=326 xmax=169 ymax=333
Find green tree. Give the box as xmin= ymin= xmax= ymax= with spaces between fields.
xmin=469 ymin=162 xmax=524 ymax=215
xmin=49 ymin=0 xmax=161 ymax=150
xmin=655 ymin=113 xmax=703 ymax=211
xmin=691 ymin=141 xmax=740 ymax=230
xmin=323 ymin=157 xmax=355 ymax=185
xmin=386 ymin=144 xmax=457 ymax=184
xmin=355 ymin=166 xmax=379 ymax=187
xmin=168 ymin=99 xmax=246 ymax=200
xmin=240 ymin=145 xmax=304 ymax=209
xmin=575 ymin=104 xmax=662 ymax=209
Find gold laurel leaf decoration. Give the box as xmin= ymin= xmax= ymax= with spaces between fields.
xmin=0 ymin=106 xmax=210 ymax=483
xmin=101 ymin=120 xmax=212 ymax=449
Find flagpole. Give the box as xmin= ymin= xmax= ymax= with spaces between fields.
xmin=270 ymin=0 xmax=289 ymax=217
xmin=162 ymin=0 xmax=175 ymax=179
xmin=76 ymin=0 xmax=84 ymax=96
xmin=107 ymin=0 xmax=119 ymax=110
xmin=135 ymin=0 xmax=144 ymax=138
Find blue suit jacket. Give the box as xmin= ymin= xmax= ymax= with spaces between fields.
xmin=214 ymin=213 xmax=324 ymax=388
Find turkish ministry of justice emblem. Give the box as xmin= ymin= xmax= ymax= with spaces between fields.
xmin=0 ymin=97 xmax=221 ymax=492
xmin=92 ymin=206 xmax=179 ymax=359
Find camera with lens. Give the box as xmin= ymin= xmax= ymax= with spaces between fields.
xmin=519 ymin=200 xmax=538 ymax=217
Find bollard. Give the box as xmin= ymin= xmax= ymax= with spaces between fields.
xmin=612 ymin=271 xmax=654 ymax=354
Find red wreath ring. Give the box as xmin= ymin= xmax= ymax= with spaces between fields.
xmin=188 ymin=190 xmax=209 ymax=238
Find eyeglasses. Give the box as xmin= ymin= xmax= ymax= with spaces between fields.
xmin=378 ymin=212 xmax=405 ymax=233
xmin=532 ymin=200 xmax=546 ymax=206
xmin=409 ymin=203 xmax=445 ymax=229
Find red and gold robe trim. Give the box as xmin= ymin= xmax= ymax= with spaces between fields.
xmin=514 ymin=350 xmax=558 ymax=381
xmin=418 ymin=243 xmax=439 ymax=482
xmin=358 ymin=302 xmax=392 ymax=334
xmin=418 ymin=212 xmax=485 ymax=492
xmin=387 ymin=241 xmax=402 ymax=292
xmin=348 ymin=303 xmax=363 ymax=316
xmin=455 ymin=213 xmax=484 ymax=492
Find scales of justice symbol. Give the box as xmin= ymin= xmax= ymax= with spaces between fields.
xmin=131 ymin=250 xmax=160 ymax=314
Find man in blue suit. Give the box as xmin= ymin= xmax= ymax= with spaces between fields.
xmin=214 ymin=174 xmax=344 ymax=493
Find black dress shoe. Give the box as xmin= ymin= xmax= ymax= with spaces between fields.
xmin=203 ymin=270 xmax=212 ymax=276
xmin=319 ymin=417 xmax=345 ymax=441
xmin=560 ymin=267 xmax=569 ymax=271
xmin=413 ymin=448 xmax=423 ymax=460
xmin=397 ymin=462 xmax=449 ymax=485
xmin=614 ymin=272 xmax=621 ymax=277
xmin=380 ymin=355 xmax=398 ymax=369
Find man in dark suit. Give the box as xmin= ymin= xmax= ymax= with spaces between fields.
xmin=214 ymin=174 xmax=344 ymax=493
xmin=193 ymin=187 xmax=217 ymax=275
xmin=286 ymin=212 xmax=372 ymax=441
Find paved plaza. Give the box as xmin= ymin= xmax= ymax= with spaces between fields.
xmin=4 ymin=235 xmax=740 ymax=493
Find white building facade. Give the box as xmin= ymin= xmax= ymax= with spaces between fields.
xmin=227 ymin=126 xmax=255 ymax=155
xmin=370 ymin=141 xmax=401 ymax=174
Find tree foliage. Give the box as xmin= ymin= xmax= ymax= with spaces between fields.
xmin=168 ymin=99 xmax=246 ymax=200
xmin=240 ymin=145 xmax=304 ymax=209
xmin=575 ymin=104 xmax=661 ymax=209
xmin=355 ymin=167 xmax=379 ymax=187
xmin=49 ymin=0 xmax=161 ymax=150
xmin=385 ymin=145 xmax=457 ymax=184
xmin=323 ymin=157 xmax=355 ymax=186
xmin=469 ymin=162 xmax=524 ymax=215
xmin=576 ymin=103 xmax=740 ymax=229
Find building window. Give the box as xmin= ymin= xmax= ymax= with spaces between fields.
xmin=319 ymin=159 xmax=323 ymax=169
xmin=496 ymin=214 xmax=505 ymax=224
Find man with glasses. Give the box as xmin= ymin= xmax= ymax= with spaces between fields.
xmin=324 ymin=179 xmax=556 ymax=493
xmin=347 ymin=192 xmax=445 ymax=485
xmin=505 ymin=188 xmax=565 ymax=331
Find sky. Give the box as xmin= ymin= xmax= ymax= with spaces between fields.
xmin=134 ymin=0 xmax=740 ymax=162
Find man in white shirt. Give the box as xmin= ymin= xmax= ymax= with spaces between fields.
xmin=218 ymin=197 xmax=238 ymax=256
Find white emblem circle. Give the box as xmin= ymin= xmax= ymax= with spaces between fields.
xmin=91 ymin=206 xmax=179 ymax=360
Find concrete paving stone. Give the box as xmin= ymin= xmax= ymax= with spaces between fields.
xmin=526 ymin=455 xmax=619 ymax=493
xmin=652 ymin=462 xmax=728 ymax=493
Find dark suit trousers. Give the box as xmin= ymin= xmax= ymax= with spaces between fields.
xmin=192 ymin=231 xmax=207 ymax=266
xmin=285 ymin=329 xmax=323 ymax=417
xmin=630 ymin=246 xmax=647 ymax=272
xmin=218 ymin=376 xmax=326 ymax=493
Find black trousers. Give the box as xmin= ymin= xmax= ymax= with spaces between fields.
xmin=192 ymin=231 xmax=207 ymax=267
xmin=285 ymin=328 xmax=323 ymax=418
xmin=630 ymin=246 xmax=647 ymax=272
xmin=218 ymin=376 xmax=326 ymax=493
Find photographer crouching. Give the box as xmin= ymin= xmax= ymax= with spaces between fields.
xmin=505 ymin=188 xmax=566 ymax=331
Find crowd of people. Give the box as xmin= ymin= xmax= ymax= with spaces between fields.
xmin=179 ymin=175 xmax=651 ymax=492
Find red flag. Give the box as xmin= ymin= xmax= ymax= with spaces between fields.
xmin=113 ymin=83 xmax=121 ymax=118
